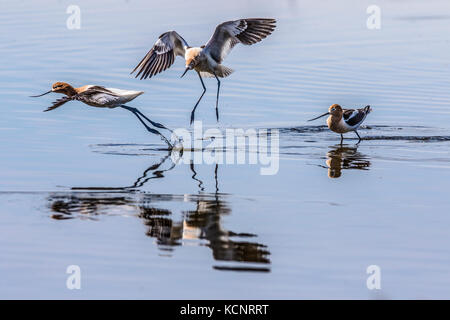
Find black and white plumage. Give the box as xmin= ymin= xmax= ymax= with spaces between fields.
xmin=43 ymin=86 xmax=141 ymax=112
xmin=131 ymin=18 xmax=276 ymax=124
xmin=31 ymin=82 xmax=173 ymax=148
xmin=132 ymin=31 xmax=189 ymax=80
xmin=341 ymin=106 xmax=372 ymax=129
xmin=204 ymin=18 xmax=276 ymax=65
xmin=308 ymin=104 xmax=372 ymax=143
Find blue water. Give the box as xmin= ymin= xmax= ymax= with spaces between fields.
xmin=1 ymin=0 xmax=450 ymax=299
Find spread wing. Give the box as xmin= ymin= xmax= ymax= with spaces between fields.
xmin=343 ymin=108 xmax=367 ymax=127
xmin=204 ymin=18 xmax=276 ymax=64
xmin=43 ymin=97 xmax=72 ymax=112
xmin=131 ymin=31 xmax=189 ymax=80
xmin=74 ymin=86 xmax=122 ymax=106
xmin=80 ymin=86 xmax=120 ymax=97
xmin=44 ymin=87 xmax=122 ymax=111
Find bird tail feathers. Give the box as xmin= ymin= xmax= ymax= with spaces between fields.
xmin=200 ymin=65 xmax=234 ymax=78
xmin=217 ymin=65 xmax=234 ymax=78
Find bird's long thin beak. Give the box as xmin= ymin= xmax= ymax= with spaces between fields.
xmin=180 ymin=67 xmax=190 ymax=78
xmin=308 ymin=112 xmax=330 ymax=121
xmin=30 ymin=90 xmax=52 ymax=98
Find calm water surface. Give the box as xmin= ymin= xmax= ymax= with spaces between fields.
xmin=1 ymin=0 xmax=450 ymax=299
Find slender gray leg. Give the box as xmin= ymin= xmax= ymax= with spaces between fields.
xmin=214 ymin=163 xmax=219 ymax=194
xmin=340 ymin=134 xmax=344 ymax=144
xmin=355 ymin=130 xmax=362 ymax=143
xmin=214 ymin=73 xmax=221 ymax=122
xmin=121 ymin=106 xmax=172 ymax=148
xmin=122 ymin=105 xmax=178 ymax=141
xmin=122 ymin=105 xmax=172 ymax=133
xmin=190 ymin=72 xmax=206 ymax=125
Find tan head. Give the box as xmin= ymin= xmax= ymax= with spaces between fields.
xmin=30 ymin=82 xmax=77 ymax=98
xmin=51 ymin=82 xmax=77 ymax=96
xmin=181 ymin=47 xmax=201 ymax=78
xmin=308 ymin=103 xmax=341 ymax=122
xmin=328 ymin=104 xmax=343 ymax=117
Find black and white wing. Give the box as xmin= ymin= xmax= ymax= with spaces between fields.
xmin=74 ymin=86 xmax=122 ymax=106
xmin=131 ymin=31 xmax=189 ymax=79
xmin=343 ymin=106 xmax=371 ymax=127
xmin=85 ymin=86 xmax=113 ymax=93
xmin=79 ymin=86 xmax=120 ymax=97
xmin=43 ymin=96 xmax=72 ymax=112
xmin=203 ymin=18 xmax=276 ymax=64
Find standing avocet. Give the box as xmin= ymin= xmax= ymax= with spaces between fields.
xmin=30 ymin=82 xmax=173 ymax=148
xmin=131 ymin=18 xmax=276 ymax=124
xmin=308 ymin=104 xmax=372 ymax=143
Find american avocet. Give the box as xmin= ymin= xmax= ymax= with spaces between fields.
xmin=308 ymin=104 xmax=372 ymax=143
xmin=131 ymin=18 xmax=276 ymax=124
xmin=30 ymin=82 xmax=173 ymax=148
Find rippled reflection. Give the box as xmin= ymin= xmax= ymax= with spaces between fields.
xmin=325 ymin=144 xmax=371 ymax=178
xmin=71 ymin=152 xmax=176 ymax=191
xmin=46 ymin=155 xmax=270 ymax=272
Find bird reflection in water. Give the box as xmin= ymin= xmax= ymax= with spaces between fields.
xmin=47 ymin=152 xmax=270 ymax=272
xmin=325 ymin=144 xmax=371 ymax=178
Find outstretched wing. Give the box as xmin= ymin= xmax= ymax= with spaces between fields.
xmin=131 ymin=31 xmax=189 ymax=79
xmin=43 ymin=97 xmax=72 ymax=112
xmin=343 ymin=108 xmax=367 ymax=127
xmin=73 ymin=86 xmax=123 ymax=106
xmin=80 ymin=86 xmax=120 ymax=97
xmin=204 ymin=18 xmax=276 ymax=64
